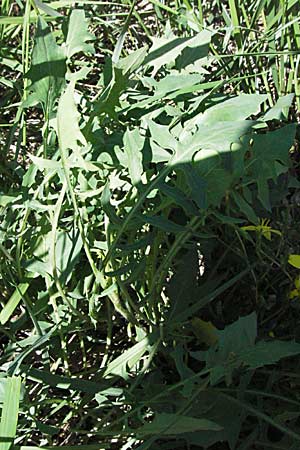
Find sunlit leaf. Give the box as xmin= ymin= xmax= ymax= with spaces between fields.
xmin=63 ymin=9 xmax=95 ymax=60
xmin=26 ymin=16 xmax=66 ymax=111
xmin=289 ymin=254 xmax=300 ymax=269
xmin=0 ymin=376 xmax=21 ymax=450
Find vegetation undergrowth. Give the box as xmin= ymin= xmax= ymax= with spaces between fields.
xmin=0 ymin=1 xmax=300 ymax=449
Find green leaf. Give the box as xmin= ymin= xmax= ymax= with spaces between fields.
xmin=63 ymin=9 xmax=95 ymax=60
xmin=183 ymin=164 xmax=207 ymax=209
xmin=26 ymin=367 xmax=108 ymax=395
xmin=116 ymin=46 xmax=148 ymax=75
xmin=137 ymin=413 xmax=222 ymax=436
xmin=288 ymin=254 xmax=300 ymax=268
xmin=34 ymin=0 xmax=63 ymax=17
xmin=54 ymin=228 xmax=83 ymax=285
xmin=0 ymin=194 xmax=19 ymax=207
xmin=181 ymin=120 xmax=254 ymax=159
xmin=137 ymin=214 xmax=185 ymax=233
xmin=26 ymin=16 xmax=66 ymax=111
xmin=151 ymin=73 xmax=205 ymax=97
xmin=32 ymin=226 xmax=82 ymax=283
xmin=159 ymin=182 xmax=198 ymax=216
xmin=192 ymin=313 xmax=300 ymax=385
xmin=191 ymin=312 xmax=257 ymax=384
xmin=145 ymin=30 xmax=212 ymax=75
xmin=0 ymin=379 xmax=24 ymax=404
xmin=263 ymin=93 xmax=294 ymax=121
xmin=180 ymin=150 xmax=231 ymax=207
xmin=0 ymin=376 xmax=21 ymax=450
xmin=57 ymin=82 xmax=87 ymax=156
xmin=123 ymin=128 xmax=144 ymax=186
xmin=167 ymin=246 xmax=201 ymax=322
xmin=186 ymin=391 xmax=244 ymax=449
xmin=112 ymin=1 xmax=136 ymax=64
xmin=237 ymin=340 xmax=300 ymax=370
xmin=29 ymin=154 xmax=61 ymax=170
xmin=246 ymin=123 xmax=296 ymax=210
xmin=103 ymin=332 xmax=158 ymax=379
xmin=147 ymin=119 xmax=177 ymax=151
xmin=214 ymin=312 xmax=257 ymax=363
xmin=0 ymin=282 xmax=30 ymax=325
xmin=175 ymin=29 xmax=212 ymax=71
xmin=95 ymin=66 xmax=127 ymax=118
xmin=232 ymin=191 xmax=258 ymax=224
xmin=192 ymin=94 xmax=267 ymax=126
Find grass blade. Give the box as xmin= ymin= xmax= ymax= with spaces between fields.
xmin=0 ymin=377 xmax=21 ymax=450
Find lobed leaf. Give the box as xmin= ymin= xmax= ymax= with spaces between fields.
xmin=26 ymin=16 xmax=66 ymax=111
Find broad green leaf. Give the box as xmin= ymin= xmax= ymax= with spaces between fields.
xmin=29 ymin=226 xmax=82 ymax=283
xmin=26 ymin=16 xmax=66 ymax=111
xmin=23 ymin=260 xmax=51 ymax=277
xmin=29 ymin=154 xmax=61 ymax=170
xmin=147 ymin=119 xmax=177 ymax=151
xmin=137 ymin=413 xmax=222 ymax=436
xmin=0 ymin=282 xmax=30 ymax=325
xmin=211 ymin=313 xmax=257 ymax=365
xmin=263 ymin=93 xmax=294 ymax=121
xmin=186 ymin=391 xmax=244 ymax=449
xmin=237 ymin=340 xmax=300 ymax=370
xmin=246 ymin=123 xmax=296 ymax=210
xmin=183 ymin=164 xmax=207 ymax=209
xmin=57 ymin=82 xmax=87 ymax=156
xmin=55 ymin=228 xmax=83 ymax=284
xmin=159 ymin=182 xmax=198 ymax=216
xmin=151 ymin=73 xmax=205 ymax=97
xmin=288 ymin=254 xmax=300 ymax=269
xmin=145 ymin=30 xmax=212 ymax=75
xmin=167 ymin=246 xmax=201 ymax=322
xmin=192 ymin=313 xmax=257 ymax=366
xmin=192 ymin=313 xmax=300 ymax=384
xmin=95 ymin=66 xmax=127 ymax=118
xmin=180 ymin=120 xmax=254 ymax=158
xmin=63 ymin=9 xmax=95 ymax=60
xmin=0 ymin=194 xmax=19 ymax=207
xmin=191 ymin=94 xmax=267 ymax=127
xmin=149 ymin=139 xmax=172 ymax=163
xmin=123 ymin=129 xmax=144 ymax=186
xmin=179 ymin=150 xmax=232 ymax=207
xmin=175 ymin=30 xmax=212 ymax=71
xmin=0 ymin=376 xmax=21 ymax=450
